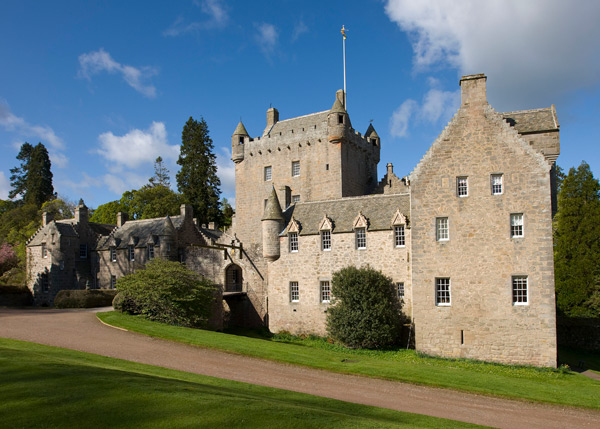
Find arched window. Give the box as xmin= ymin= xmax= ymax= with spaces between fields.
xmin=225 ymin=264 xmax=243 ymax=292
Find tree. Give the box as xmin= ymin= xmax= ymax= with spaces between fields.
xmin=149 ymin=156 xmax=171 ymax=188
xmin=221 ymin=198 xmax=234 ymax=228
xmin=89 ymin=200 xmax=128 ymax=225
xmin=40 ymin=198 xmax=75 ymax=221
xmin=326 ymin=266 xmax=403 ymax=349
xmin=9 ymin=142 xmax=54 ymax=206
xmin=126 ymin=185 xmax=183 ymax=220
xmin=176 ymin=117 xmax=221 ymax=225
xmin=115 ymin=258 xmax=217 ymax=328
xmin=554 ymin=161 xmax=600 ymax=317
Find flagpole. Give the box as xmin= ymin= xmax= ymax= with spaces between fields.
xmin=341 ymin=25 xmax=347 ymax=109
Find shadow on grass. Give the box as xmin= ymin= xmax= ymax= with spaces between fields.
xmin=558 ymin=346 xmax=600 ymax=373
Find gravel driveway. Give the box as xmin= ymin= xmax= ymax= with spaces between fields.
xmin=1 ymin=307 xmax=598 ymax=428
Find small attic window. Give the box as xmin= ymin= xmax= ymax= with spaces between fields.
xmin=239 ymin=136 xmax=244 ymax=144
xmin=338 ymin=114 xmax=344 ymax=124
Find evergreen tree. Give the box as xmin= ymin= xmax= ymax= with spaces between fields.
xmin=149 ymin=156 xmax=171 ymax=188
xmin=176 ymin=117 xmax=221 ymax=224
xmin=9 ymin=142 xmax=54 ymax=206
xmin=554 ymin=161 xmax=600 ymax=317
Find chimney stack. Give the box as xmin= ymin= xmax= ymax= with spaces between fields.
xmin=117 ymin=212 xmax=128 ymax=227
xmin=42 ymin=211 xmax=53 ymax=227
xmin=459 ymin=74 xmax=487 ymax=108
xmin=266 ymin=107 xmax=279 ymax=129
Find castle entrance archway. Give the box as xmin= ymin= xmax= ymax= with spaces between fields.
xmin=225 ymin=264 xmax=243 ymax=292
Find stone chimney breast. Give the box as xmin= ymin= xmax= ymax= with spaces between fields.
xmin=460 ymin=74 xmax=487 ymax=107
xmin=117 ymin=212 xmax=128 ymax=227
xmin=42 ymin=211 xmax=53 ymax=227
xmin=266 ymin=107 xmax=279 ymax=129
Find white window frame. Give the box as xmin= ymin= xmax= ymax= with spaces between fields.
xmin=110 ymin=247 xmax=117 ymax=262
xmin=457 ymin=176 xmax=468 ymax=197
xmin=397 ymin=282 xmax=405 ymax=299
xmin=394 ymin=225 xmax=405 ymax=247
xmin=321 ymin=230 xmax=331 ymax=251
xmin=264 ymin=165 xmax=272 ymax=181
xmin=491 ymin=174 xmax=503 ymax=195
xmin=289 ymin=232 xmax=298 ymax=252
xmin=42 ymin=243 xmax=48 ymax=258
xmin=292 ymin=195 xmax=300 ymax=204
xmin=510 ymin=213 xmax=524 ymax=238
xmin=80 ymin=244 xmax=87 ymax=259
xmin=512 ymin=276 xmax=528 ymax=305
xmin=436 ymin=217 xmax=449 ymax=241
xmin=435 ymin=278 xmax=451 ymax=306
xmin=355 ymin=228 xmax=366 ymax=249
xmin=290 ymin=281 xmax=299 ymax=302
xmin=320 ymin=280 xmax=331 ymax=303
xmin=128 ymin=245 xmax=135 ymax=262
xmin=291 ymin=161 xmax=300 ymax=177
xmin=147 ymin=244 xmax=155 ymax=260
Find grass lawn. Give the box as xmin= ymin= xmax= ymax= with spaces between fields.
xmin=98 ymin=311 xmax=600 ymax=410
xmin=0 ymin=338 xmax=484 ymax=428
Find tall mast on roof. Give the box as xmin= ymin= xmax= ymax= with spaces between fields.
xmin=341 ymin=25 xmax=347 ymax=110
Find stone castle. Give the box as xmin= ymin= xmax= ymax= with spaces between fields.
xmin=27 ymin=74 xmax=560 ymax=367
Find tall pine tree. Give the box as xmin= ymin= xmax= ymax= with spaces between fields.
xmin=9 ymin=142 xmax=54 ymax=206
xmin=554 ymin=161 xmax=600 ymax=317
xmin=176 ymin=117 xmax=221 ymax=225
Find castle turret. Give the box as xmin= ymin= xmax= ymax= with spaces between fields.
xmin=328 ymin=89 xmax=350 ymax=144
xmin=231 ymin=121 xmax=248 ymax=164
xmin=261 ymin=187 xmax=284 ymax=262
xmin=365 ymin=123 xmax=380 ymax=147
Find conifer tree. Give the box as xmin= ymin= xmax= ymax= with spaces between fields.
xmin=149 ymin=156 xmax=171 ymax=188
xmin=9 ymin=142 xmax=54 ymax=206
xmin=176 ymin=117 xmax=221 ymax=224
xmin=554 ymin=161 xmax=600 ymax=317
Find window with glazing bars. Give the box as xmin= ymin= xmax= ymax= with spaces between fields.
xmin=435 ymin=278 xmax=451 ymax=306
xmin=512 ymin=276 xmax=528 ymax=305
xmin=436 ymin=217 xmax=449 ymax=241
xmin=321 ymin=230 xmax=331 ymax=250
xmin=491 ymin=174 xmax=503 ymax=195
xmin=397 ymin=282 xmax=405 ymax=299
xmin=510 ymin=213 xmax=523 ymax=237
xmin=289 ymin=232 xmax=298 ymax=252
xmin=290 ymin=281 xmax=299 ymax=302
xmin=320 ymin=280 xmax=331 ymax=303
xmin=394 ymin=225 xmax=405 ymax=247
xmin=457 ymin=177 xmax=468 ymax=197
xmin=291 ymin=161 xmax=300 ymax=177
xmin=355 ymin=228 xmax=366 ymax=249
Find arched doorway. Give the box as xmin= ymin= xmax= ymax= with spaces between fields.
xmin=225 ymin=264 xmax=243 ymax=292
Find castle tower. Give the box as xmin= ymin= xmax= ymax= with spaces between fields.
xmin=231 ymin=121 xmax=249 ymax=164
xmin=261 ymin=187 xmax=284 ymax=262
xmin=327 ymin=90 xmax=350 ymax=144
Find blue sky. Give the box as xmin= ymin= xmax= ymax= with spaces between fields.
xmin=1 ymin=0 xmax=599 ymax=209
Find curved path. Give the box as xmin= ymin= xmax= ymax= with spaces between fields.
xmin=1 ymin=307 xmax=598 ymax=428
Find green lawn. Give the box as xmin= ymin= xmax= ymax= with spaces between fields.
xmin=0 ymin=338 xmax=484 ymax=428
xmin=98 ymin=311 xmax=600 ymax=409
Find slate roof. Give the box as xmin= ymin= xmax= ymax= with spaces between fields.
xmin=97 ymin=215 xmax=184 ymax=250
xmin=501 ymin=106 xmax=559 ymax=134
xmin=27 ymin=219 xmax=115 ymax=246
xmin=264 ymin=111 xmax=329 ymax=137
xmin=283 ymin=193 xmax=410 ymax=235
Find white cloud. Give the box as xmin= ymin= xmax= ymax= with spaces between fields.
xmin=292 ymin=20 xmax=308 ymax=42
xmin=164 ymin=0 xmax=229 ymax=36
xmin=78 ymin=49 xmax=158 ymax=98
xmin=216 ymin=147 xmax=235 ymax=200
xmin=390 ymin=99 xmax=417 ymax=138
xmin=255 ymin=23 xmax=278 ymax=58
xmin=97 ymin=122 xmax=180 ymax=168
xmin=103 ymin=172 xmax=147 ymax=195
xmin=384 ymin=0 xmax=600 ymax=109
xmin=0 ymin=171 xmax=10 ymax=199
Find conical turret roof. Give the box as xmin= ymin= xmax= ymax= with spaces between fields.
xmin=262 ymin=187 xmax=284 ymax=221
xmin=233 ymin=121 xmax=249 ymax=136
xmin=365 ymin=123 xmax=379 ymax=138
xmin=330 ymin=97 xmax=346 ymax=114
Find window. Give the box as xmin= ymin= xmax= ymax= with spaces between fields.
xmin=289 ymin=232 xmax=298 ymax=252
xmin=355 ymin=228 xmax=366 ymax=249
xmin=110 ymin=247 xmax=117 ymax=262
xmin=321 ymin=230 xmax=331 ymax=251
xmin=41 ymin=274 xmax=49 ymax=292
xmin=512 ymin=276 xmax=528 ymax=305
xmin=128 ymin=245 xmax=135 ymax=262
xmin=292 ymin=161 xmax=300 ymax=177
xmin=338 ymin=114 xmax=344 ymax=124
xmin=111 ymin=275 xmax=117 ymax=289
xmin=510 ymin=213 xmax=524 ymax=238
xmin=292 ymin=195 xmax=300 ymax=204
xmin=491 ymin=174 xmax=503 ymax=195
xmin=147 ymin=244 xmax=155 ymax=260
xmin=394 ymin=225 xmax=405 ymax=247
xmin=457 ymin=176 xmax=468 ymax=197
xmin=42 ymin=243 xmax=47 ymax=258
xmin=436 ymin=217 xmax=449 ymax=241
xmin=435 ymin=278 xmax=451 ymax=306
xmin=397 ymin=282 xmax=405 ymax=299
xmin=320 ymin=280 xmax=331 ymax=303
xmin=264 ymin=166 xmax=272 ymax=181
xmin=79 ymin=244 xmax=87 ymax=259
xmin=290 ymin=281 xmax=299 ymax=302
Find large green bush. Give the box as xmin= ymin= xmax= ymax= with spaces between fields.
xmin=326 ymin=266 xmax=402 ymax=349
xmin=116 ymin=258 xmax=216 ymax=328
xmin=54 ymin=289 xmax=117 ymax=308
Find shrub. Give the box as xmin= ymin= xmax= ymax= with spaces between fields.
xmin=54 ymin=289 xmax=118 ymax=308
xmin=326 ymin=266 xmax=403 ymax=349
xmin=116 ymin=258 xmax=217 ymax=328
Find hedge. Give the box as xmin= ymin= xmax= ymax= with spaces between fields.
xmin=54 ymin=289 xmax=118 ymax=309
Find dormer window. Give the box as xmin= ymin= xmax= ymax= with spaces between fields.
xmin=289 ymin=232 xmax=298 ymax=252
xmin=148 ymin=244 xmax=155 ymax=260
xmin=110 ymin=247 xmax=117 ymax=262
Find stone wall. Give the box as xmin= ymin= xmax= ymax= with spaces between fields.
xmin=410 ymin=75 xmax=557 ymax=367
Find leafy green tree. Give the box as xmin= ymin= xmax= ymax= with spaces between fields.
xmin=126 ymin=185 xmax=183 ymax=220
xmin=149 ymin=156 xmax=171 ymax=188
xmin=89 ymin=200 xmax=127 ymax=224
xmin=554 ymin=161 xmax=600 ymax=317
xmin=40 ymin=198 xmax=75 ymax=221
xmin=326 ymin=266 xmax=403 ymax=349
xmin=9 ymin=142 xmax=54 ymax=206
xmin=115 ymin=258 xmax=217 ymax=328
xmin=176 ymin=117 xmax=221 ymax=225
xmin=221 ymin=198 xmax=234 ymax=228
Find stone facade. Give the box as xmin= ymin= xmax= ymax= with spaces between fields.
xmin=26 ymin=73 xmax=559 ymax=367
